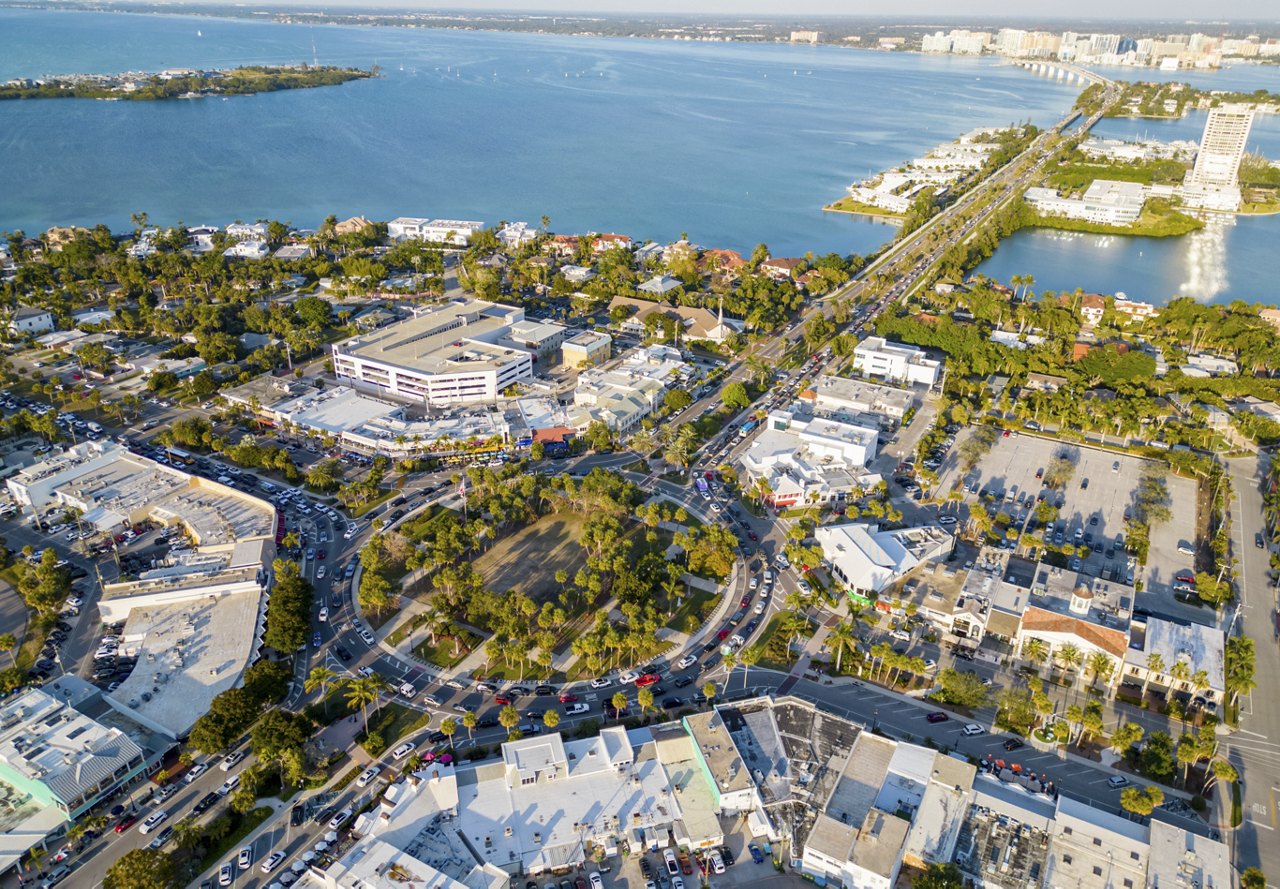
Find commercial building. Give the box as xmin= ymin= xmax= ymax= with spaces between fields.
xmin=568 ymin=344 xmax=688 ymax=433
xmin=1024 ymin=179 xmax=1148 ymax=225
xmin=803 ymin=375 xmax=916 ymax=424
xmin=1122 ymin=615 xmax=1225 ymax=706
xmin=331 ymin=299 xmax=544 ymax=406
xmin=0 ymin=681 xmax=155 ymax=877
xmin=852 ymin=337 xmax=941 ymax=387
xmin=7 ymin=442 xmax=276 ymax=740
xmin=607 ymin=297 xmax=744 ymax=345
xmin=243 ymin=383 xmax=513 ymax=459
xmin=816 ymin=523 xmax=953 ymax=598
xmin=560 ymin=330 xmax=612 ymax=369
xmin=739 ymin=408 xmax=881 ymax=508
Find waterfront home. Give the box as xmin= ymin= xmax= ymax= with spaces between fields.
xmin=225 ymin=221 xmax=269 ymax=240
xmin=591 ymin=233 xmax=633 ymax=254
xmin=223 ymin=239 xmax=270 ymax=260
xmin=334 ymin=215 xmax=374 ymax=236
xmin=759 ymin=257 xmax=804 ymax=281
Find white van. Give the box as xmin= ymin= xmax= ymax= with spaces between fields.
xmin=139 ymin=810 xmax=169 ymax=834
xmin=356 ymin=765 xmax=382 ymax=788
xmin=217 ymin=773 xmax=241 ymax=796
xmin=392 ymin=741 xmax=416 ymax=761
xmin=663 ymin=849 xmax=680 ymax=876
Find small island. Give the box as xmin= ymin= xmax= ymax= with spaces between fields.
xmin=1103 ymin=79 xmax=1280 ymax=119
xmin=0 ymin=64 xmax=377 ymax=101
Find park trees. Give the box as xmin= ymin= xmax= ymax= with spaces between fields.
xmin=721 ymin=381 xmax=751 ymax=411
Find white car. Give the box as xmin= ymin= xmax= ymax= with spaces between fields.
xmin=184 ymin=763 xmax=209 ymax=784
xmin=962 ymin=724 xmax=985 ymax=736
xmin=590 ymin=677 xmax=612 ymax=689
xmin=356 ymin=766 xmax=382 ymax=788
xmin=359 ymin=629 xmax=376 ymax=645
xmin=589 ymin=873 xmax=604 ymax=889
xmin=676 ymin=654 xmax=697 ymax=670
xmin=317 ymin=566 xmax=327 ymax=579
xmin=619 ymin=670 xmax=640 ymax=684
xmin=754 ymin=601 xmax=766 ymax=614
xmin=318 ymin=607 xmax=329 ymax=622
xmin=238 ymin=847 xmax=254 ymax=870
xmin=938 ymin=515 xmax=958 ymax=526
xmin=261 ymin=851 xmax=286 ymax=874
xmin=220 ymin=751 xmax=246 ymax=771
xmin=391 ymin=742 xmax=416 ymax=761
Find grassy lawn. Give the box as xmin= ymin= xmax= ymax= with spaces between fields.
xmin=823 ymin=196 xmax=905 ymax=218
xmin=413 ymin=628 xmax=483 ymax=669
xmin=397 ymin=505 xmax=455 ymax=543
xmin=349 ymin=489 xmax=395 ymax=519
xmin=755 ymin=613 xmax=812 ymax=671
xmin=363 ymin=604 xmax=401 ymax=631
xmin=666 ymin=586 xmax=717 ymax=635
xmin=196 ymin=806 xmax=271 ymax=873
xmin=473 ymin=513 xmax=587 ymax=609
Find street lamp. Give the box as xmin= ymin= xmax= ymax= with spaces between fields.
xmin=872 ymin=708 xmax=879 ymax=733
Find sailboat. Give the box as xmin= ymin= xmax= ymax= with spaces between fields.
xmin=196 ymin=29 xmax=202 ymax=37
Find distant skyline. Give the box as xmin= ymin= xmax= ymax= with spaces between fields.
xmin=231 ymin=0 xmax=1280 ymax=19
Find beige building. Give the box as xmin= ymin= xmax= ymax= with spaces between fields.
xmin=561 ymin=330 xmax=612 ymax=368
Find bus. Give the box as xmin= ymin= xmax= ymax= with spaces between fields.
xmin=695 ymin=478 xmax=709 ymax=495
xmin=166 ymin=448 xmax=195 ymax=467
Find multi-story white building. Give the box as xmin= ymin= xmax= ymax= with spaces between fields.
xmin=331 ymin=299 xmax=541 ymax=406
xmin=1182 ymin=104 xmax=1254 ymax=210
xmin=8 ymin=305 xmax=54 ymax=335
xmin=387 ymin=217 xmax=432 ymax=240
xmin=852 ymin=337 xmax=941 ymax=387
xmin=569 ymin=344 xmax=687 ymax=432
xmin=1025 ymin=179 xmax=1148 ymax=225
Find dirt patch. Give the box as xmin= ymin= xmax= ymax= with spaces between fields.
xmin=473 ymin=513 xmax=587 ymax=605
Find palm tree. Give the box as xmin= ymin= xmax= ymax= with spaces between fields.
xmin=610 ymin=692 xmax=628 ymax=721
xmin=1056 ymin=643 xmax=1083 ymax=678
xmin=0 ymin=633 xmax=16 ymax=667
xmin=827 ymin=621 xmax=859 ymax=674
xmin=305 ymin=666 xmax=341 ymax=717
xmin=1020 ymin=637 xmax=1049 ymax=667
xmin=722 ymin=650 xmax=739 ymax=688
xmin=738 ymin=647 xmax=761 ymax=690
xmin=1142 ymin=652 xmax=1165 ymax=698
xmin=344 ymin=675 xmax=387 ymax=736
xmin=1169 ymin=660 xmax=1191 ymax=692
xmin=1086 ymin=652 xmax=1114 ymax=688
xmin=462 ymin=711 xmax=478 ymax=741
xmin=744 ymin=357 xmax=773 ymax=388
xmin=499 ymin=704 xmax=521 ymax=738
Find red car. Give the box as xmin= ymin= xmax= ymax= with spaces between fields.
xmin=318 ymin=551 xmax=326 ymax=560
xmin=115 ymin=815 xmax=138 ymax=833
xmin=747 ymin=531 xmax=758 ymax=541
xmin=559 ymin=693 xmax=578 ymax=704
xmin=1175 ymin=571 xmax=1195 ymax=583
xmin=635 ymin=673 xmax=661 ymax=687
xmin=926 ymin=711 xmax=950 ymax=724
xmin=717 ymin=629 xmax=730 ymax=641
xmin=740 ymin=597 xmax=751 ymax=608
xmin=494 ymin=695 xmax=512 ymax=706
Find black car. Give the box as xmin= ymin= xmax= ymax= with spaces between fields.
xmin=508 ymin=686 xmax=531 ymax=697
xmin=194 ymin=792 xmax=220 ymax=815
xmin=524 ymin=709 xmax=544 ymax=720
xmin=661 ymin=697 xmax=682 ymax=710
xmin=477 ymin=717 xmax=499 ymax=728
xmin=1002 ymin=738 xmax=1024 ymax=752
xmin=692 ymin=694 xmax=708 ymax=705
xmin=673 ymin=676 xmax=694 ymax=688
xmin=428 ymin=731 xmax=447 ymax=743
xmin=640 ymin=858 xmax=654 ymax=880
xmin=334 ymin=646 xmax=353 ymax=662
xmin=720 ymin=846 xmax=735 ymax=867
xmin=534 ymin=685 xmax=556 ymax=696
xmin=702 ymin=641 xmax=718 ymax=654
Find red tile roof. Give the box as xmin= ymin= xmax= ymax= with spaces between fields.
xmin=1020 ymin=606 xmax=1127 ymax=658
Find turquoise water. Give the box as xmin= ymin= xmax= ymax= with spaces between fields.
xmin=0 ymin=9 xmax=1083 ymax=256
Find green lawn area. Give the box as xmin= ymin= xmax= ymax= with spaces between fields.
xmin=473 ymin=513 xmax=587 ymax=609
xmin=413 ymin=628 xmax=483 ymax=669
xmin=666 ymin=586 xmax=717 ymax=635
xmin=824 ymin=195 xmax=904 ymax=218
xmin=755 ymin=612 xmax=812 ymax=671
xmin=349 ymin=488 xmax=395 ymax=519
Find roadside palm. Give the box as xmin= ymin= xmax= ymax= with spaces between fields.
xmin=344 ymin=675 xmax=387 ymax=736
xmin=305 ymin=666 xmax=342 ymax=717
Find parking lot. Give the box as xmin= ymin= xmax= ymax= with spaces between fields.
xmin=598 ymin=818 xmax=803 ymax=889
xmin=937 ymin=431 xmax=1203 ymax=623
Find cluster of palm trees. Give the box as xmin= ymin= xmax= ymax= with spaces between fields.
xmin=1020 ymin=638 xmax=1120 ymax=691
